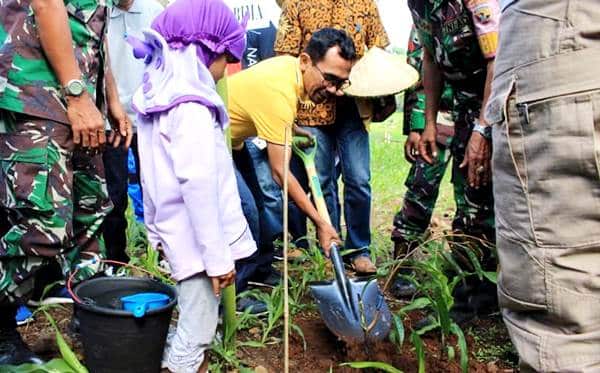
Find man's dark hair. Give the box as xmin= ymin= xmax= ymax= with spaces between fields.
xmin=304 ymin=28 xmax=356 ymax=63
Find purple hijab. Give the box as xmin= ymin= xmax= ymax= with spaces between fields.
xmin=152 ymin=0 xmax=247 ymax=66
xmin=129 ymin=0 xmax=246 ymax=125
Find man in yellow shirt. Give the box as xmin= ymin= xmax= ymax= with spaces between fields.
xmin=230 ymin=28 xmax=354 ymax=289
xmin=275 ymin=0 xmax=390 ymax=274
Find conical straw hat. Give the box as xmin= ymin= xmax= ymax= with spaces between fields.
xmin=344 ymin=47 xmax=419 ymax=97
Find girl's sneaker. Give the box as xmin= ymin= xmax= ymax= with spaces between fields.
xmin=15 ymin=305 xmax=34 ymax=326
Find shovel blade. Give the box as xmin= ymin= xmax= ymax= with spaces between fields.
xmin=310 ymin=278 xmax=392 ymax=343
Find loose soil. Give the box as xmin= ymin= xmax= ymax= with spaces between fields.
xmin=20 ymin=305 xmax=517 ymax=372
xmin=238 ymin=311 xmax=517 ymax=373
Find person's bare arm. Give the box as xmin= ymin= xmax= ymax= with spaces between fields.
xmin=32 ymin=0 xmax=105 ymax=148
xmin=460 ymin=59 xmax=495 ymax=188
xmin=418 ymin=47 xmax=444 ymax=164
xmin=266 ymin=142 xmax=339 ymax=254
xmin=479 ymin=60 xmax=494 ymax=125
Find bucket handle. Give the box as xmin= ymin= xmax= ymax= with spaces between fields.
xmin=67 ymin=258 xmax=167 ymax=304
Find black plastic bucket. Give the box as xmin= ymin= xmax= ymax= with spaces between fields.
xmin=73 ymin=277 xmax=177 ymax=373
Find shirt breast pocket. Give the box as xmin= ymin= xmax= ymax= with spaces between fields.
xmin=445 ymin=26 xmax=475 ymax=53
xmin=444 ymin=27 xmax=481 ymax=70
xmin=65 ymin=0 xmax=102 ymax=45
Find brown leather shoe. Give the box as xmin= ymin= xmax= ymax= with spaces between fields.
xmin=351 ymin=256 xmax=377 ymax=275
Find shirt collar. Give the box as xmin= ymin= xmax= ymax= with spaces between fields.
xmin=111 ymin=0 xmax=143 ymax=18
xmin=295 ymin=57 xmax=307 ymax=102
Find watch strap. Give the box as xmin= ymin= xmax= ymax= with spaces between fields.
xmin=472 ymin=119 xmax=492 ymax=139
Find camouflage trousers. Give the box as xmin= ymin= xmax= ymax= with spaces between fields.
xmin=392 ymin=110 xmax=495 ymax=259
xmin=0 ymin=111 xmax=112 ymax=306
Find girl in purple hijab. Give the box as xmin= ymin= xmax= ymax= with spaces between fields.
xmin=130 ymin=0 xmax=255 ymax=371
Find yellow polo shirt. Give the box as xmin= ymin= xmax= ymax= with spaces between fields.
xmin=228 ymin=56 xmax=304 ymax=149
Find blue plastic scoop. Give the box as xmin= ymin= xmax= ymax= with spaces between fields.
xmin=121 ymin=292 xmax=170 ymax=318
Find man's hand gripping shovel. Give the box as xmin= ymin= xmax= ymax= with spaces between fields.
xmin=292 ymin=135 xmax=392 ymax=343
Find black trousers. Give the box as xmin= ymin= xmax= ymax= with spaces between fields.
xmin=101 ymin=134 xmax=140 ymax=263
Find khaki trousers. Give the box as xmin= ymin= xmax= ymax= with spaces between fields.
xmin=488 ymin=0 xmax=600 ymax=371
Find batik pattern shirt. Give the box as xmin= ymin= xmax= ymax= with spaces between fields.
xmin=274 ymin=0 xmax=389 ymax=126
xmin=0 ymin=0 xmax=110 ymax=124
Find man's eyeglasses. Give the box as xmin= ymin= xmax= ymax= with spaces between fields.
xmin=313 ymin=64 xmax=351 ymax=90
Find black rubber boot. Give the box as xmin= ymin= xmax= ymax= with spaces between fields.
xmin=389 ymin=268 xmax=418 ymax=299
xmin=0 ymin=306 xmax=44 ymax=366
xmin=390 ymin=240 xmax=419 ymax=299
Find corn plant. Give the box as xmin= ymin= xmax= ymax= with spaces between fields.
xmin=286 ymin=272 xmax=312 ymax=316
xmin=411 ymin=331 xmax=426 ymax=373
xmin=389 ymin=313 xmax=405 ymax=352
xmin=124 ymin=201 xmax=148 ymax=259
xmin=253 ymin=285 xmax=285 ymax=345
xmin=125 ymin=244 xmax=174 ymax=285
xmin=5 ymin=307 xmax=88 ymax=373
xmin=304 ymin=245 xmax=328 ymax=278
xmin=1 ymin=359 xmax=80 ymax=373
xmin=340 ymin=361 xmax=404 ymax=373
xmin=393 ymin=236 xmax=478 ymax=373
xmin=210 ymin=307 xmax=259 ymax=371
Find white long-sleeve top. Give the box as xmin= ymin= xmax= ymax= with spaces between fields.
xmin=137 ymin=102 xmax=256 ymax=281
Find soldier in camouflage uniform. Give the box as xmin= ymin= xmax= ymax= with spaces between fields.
xmin=389 ymin=26 xmax=456 ymax=298
xmin=407 ymin=0 xmax=499 ymax=321
xmin=0 ymin=0 xmax=131 ymax=365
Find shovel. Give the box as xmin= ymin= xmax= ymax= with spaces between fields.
xmin=292 ymin=136 xmax=392 ymax=343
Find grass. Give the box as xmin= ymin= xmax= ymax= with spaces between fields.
xmin=367 ymin=112 xmax=455 ymax=261
xmin=468 ymin=321 xmax=519 ymax=368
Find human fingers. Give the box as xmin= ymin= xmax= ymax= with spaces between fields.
xmin=418 ymin=140 xmax=432 ymax=164
xmin=89 ymin=130 xmax=99 ymax=148
xmin=81 ymin=128 xmax=90 ymax=148
xmin=211 ymin=277 xmax=221 ymax=297
xmin=98 ymin=130 xmax=106 ymax=145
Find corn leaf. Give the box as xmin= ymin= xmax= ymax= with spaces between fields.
xmin=43 ymin=311 xmax=88 ymax=373
xmin=451 ymin=323 xmax=469 ymax=373
xmin=340 ymin=361 xmax=404 ymax=373
xmin=0 ymin=358 xmax=76 ymax=373
xmin=400 ymin=297 xmax=431 ymax=313
xmin=389 ymin=313 xmax=405 ymax=350
xmin=411 ymin=331 xmax=426 ymax=373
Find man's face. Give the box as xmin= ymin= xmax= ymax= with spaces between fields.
xmin=300 ymin=46 xmax=353 ymax=104
xmin=208 ymin=55 xmax=228 ymax=82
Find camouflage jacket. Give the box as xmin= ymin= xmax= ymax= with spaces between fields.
xmin=0 ymin=0 xmax=110 ymax=124
xmin=407 ymin=0 xmax=499 ymax=97
xmin=403 ymin=25 xmax=454 ymax=135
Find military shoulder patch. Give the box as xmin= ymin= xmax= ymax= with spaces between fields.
xmin=473 ymin=5 xmax=493 ymax=24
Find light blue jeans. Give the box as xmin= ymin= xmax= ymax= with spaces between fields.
xmin=289 ymin=97 xmax=371 ymax=260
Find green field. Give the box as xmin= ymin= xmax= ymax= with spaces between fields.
xmin=365 ymin=112 xmax=454 ymax=259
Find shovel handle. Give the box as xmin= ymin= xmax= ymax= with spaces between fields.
xmin=305 ymin=163 xmax=332 ymax=226
xmin=292 ymin=135 xmax=332 ymax=225
xmin=329 ymin=243 xmax=348 ymax=282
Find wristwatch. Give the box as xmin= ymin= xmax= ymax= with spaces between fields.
xmin=472 ymin=119 xmax=492 ymax=140
xmin=61 ymin=79 xmax=86 ymax=98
